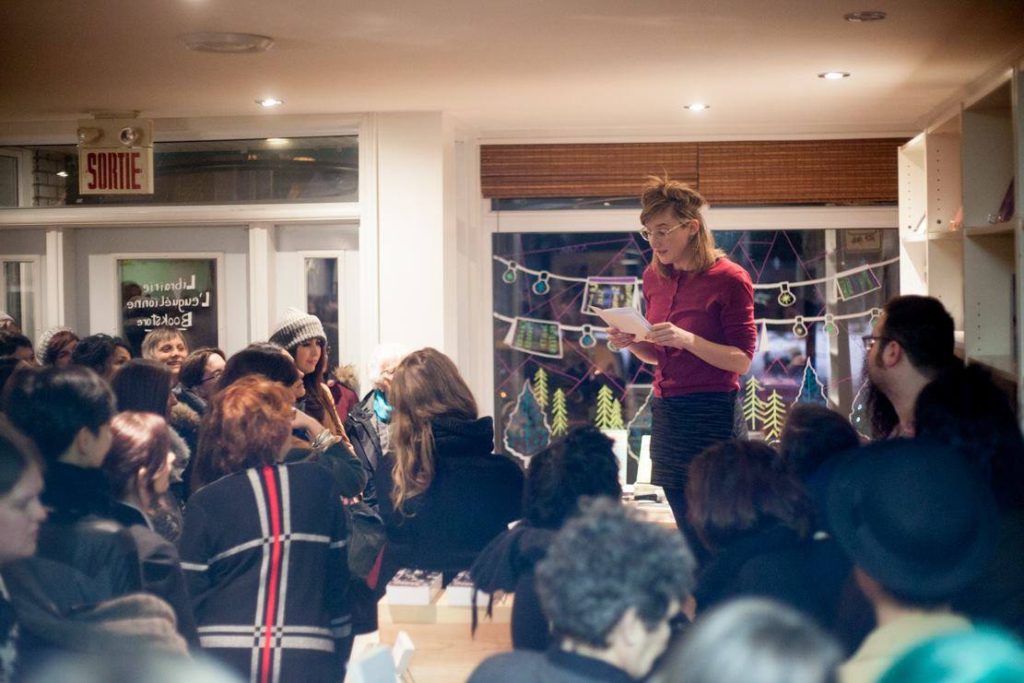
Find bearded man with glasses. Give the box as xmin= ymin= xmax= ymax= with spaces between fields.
xmin=860 ymin=295 xmax=958 ymax=439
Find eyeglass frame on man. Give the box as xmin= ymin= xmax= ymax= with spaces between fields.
xmin=861 ymin=335 xmax=894 ymax=351
xmin=639 ymin=219 xmax=694 ymax=243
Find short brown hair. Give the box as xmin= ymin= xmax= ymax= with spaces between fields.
xmin=686 ymin=439 xmax=812 ymax=550
xmin=141 ymin=327 xmax=187 ymax=360
xmin=178 ymin=347 xmax=226 ymax=390
xmin=104 ymin=411 xmax=171 ymax=510
xmin=192 ymin=375 xmax=293 ymax=491
xmin=640 ymin=176 xmax=724 ymax=277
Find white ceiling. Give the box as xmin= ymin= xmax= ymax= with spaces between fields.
xmin=1 ymin=0 xmax=1022 ymax=139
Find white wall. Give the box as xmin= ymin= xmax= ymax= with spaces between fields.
xmin=374 ymin=112 xmax=456 ymax=352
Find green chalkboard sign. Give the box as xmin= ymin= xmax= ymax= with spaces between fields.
xmin=119 ymin=258 xmax=219 ymax=356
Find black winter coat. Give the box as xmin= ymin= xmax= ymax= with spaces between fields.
xmin=470 ymin=524 xmax=556 ymax=651
xmin=375 ymin=416 xmax=524 ymax=581
xmin=694 ymin=523 xmax=848 ymax=628
xmin=36 ymin=463 xmax=142 ymax=600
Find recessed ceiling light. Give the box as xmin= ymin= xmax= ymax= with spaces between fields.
xmin=56 ymin=171 xmax=68 ymax=178
xmin=182 ymin=32 xmax=274 ymax=54
xmin=819 ymin=71 xmax=851 ymax=80
xmin=845 ymin=10 xmax=887 ymax=22
xmin=685 ymin=103 xmax=710 ymax=112
xmin=265 ymin=138 xmax=289 ymax=146
xmin=256 ymin=98 xmax=284 ymax=108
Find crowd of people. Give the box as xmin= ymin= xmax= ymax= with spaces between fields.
xmin=0 ymin=179 xmax=1022 ymax=683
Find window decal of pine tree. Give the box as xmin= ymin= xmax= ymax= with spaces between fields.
xmin=742 ymin=376 xmax=765 ymax=431
xmin=610 ymin=398 xmax=625 ymax=430
xmin=504 ymin=380 xmax=552 ymax=460
xmin=532 ymin=367 xmax=550 ymax=410
xmin=594 ymin=385 xmax=621 ymax=430
xmin=551 ymin=387 xmax=569 ymax=438
xmin=762 ymin=390 xmax=787 ymax=443
xmin=849 ymin=379 xmax=872 ymax=439
xmin=793 ymin=360 xmax=828 ymax=406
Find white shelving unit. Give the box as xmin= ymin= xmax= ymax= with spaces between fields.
xmin=900 ymin=61 xmax=1023 ymax=407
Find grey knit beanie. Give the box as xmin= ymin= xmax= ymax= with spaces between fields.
xmin=36 ymin=326 xmax=72 ymax=365
xmin=269 ymin=308 xmax=326 ymax=351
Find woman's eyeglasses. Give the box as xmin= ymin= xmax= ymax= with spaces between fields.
xmin=199 ymin=370 xmax=223 ymax=385
xmin=639 ymin=221 xmax=689 ymax=242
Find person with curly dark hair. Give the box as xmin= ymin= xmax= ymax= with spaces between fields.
xmin=470 ymin=499 xmax=696 ymax=683
xmin=471 ymin=426 xmax=622 ymax=650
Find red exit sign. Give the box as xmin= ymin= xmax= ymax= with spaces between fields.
xmin=79 ymin=148 xmax=154 ymax=195
xmin=77 ymin=118 xmax=154 ymax=195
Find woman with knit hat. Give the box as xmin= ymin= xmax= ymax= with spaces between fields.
xmin=270 ymin=308 xmax=350 ymax=441
xmin=36 ymin=327 xmax=79 ymax=368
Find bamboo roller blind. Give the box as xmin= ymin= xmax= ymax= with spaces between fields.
xmin=481 ymin=139 xmax=902 ymax=205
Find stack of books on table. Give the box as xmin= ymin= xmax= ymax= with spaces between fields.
xmin=386 ymin=569 xmax=444 ymax=606
xmin=439 ymin=570 xmax=487 ymax=607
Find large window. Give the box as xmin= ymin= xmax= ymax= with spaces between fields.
xmin=492 ymin=229 xmax=899 ymax=471
xmin=1 ymin=136 xmax=357 ymax=207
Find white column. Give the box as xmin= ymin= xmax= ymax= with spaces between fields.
xmin=248 ymin=222 xmax=275 ymax=342
xmin=43 ymin=228 xmax=65 ymax=328
xmin=374 ymin=112 xmax=456 ymax=353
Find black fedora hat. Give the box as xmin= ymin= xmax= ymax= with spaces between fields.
xmin=827 ymin=438 xmax=997 ymax=602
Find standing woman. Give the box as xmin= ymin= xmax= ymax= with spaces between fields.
xmin=608 ymin=177 xmax=756 ymax=541
xmin=179 ymin=376 xmax=352 ymax=682
xmin=270 ymin=309 xmax=348 ymax=440
xmin=141 ymin=327 xmax=189 ymax=380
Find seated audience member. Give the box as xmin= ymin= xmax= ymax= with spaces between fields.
xmin=169 ymin=347 xmax=225 ymax=463
xmin=141 ymin=327 xmax=188 ymax=380
xmin=374 ymin=348 xmax=524 ymax=581
xmin=102 ymin=412 xmax=197 ymax=644
xmin=878 ymin=627 xmax=1024 ymax=683
xmin=71 ymin=334 xmax=131 ymax=381
xmin=206 ymin=343 xmax=366 ymax=498
xmin=35 ymin=328 xmax=78 ymax=368
xmin=861 ymin=295 xmax=957 ymax=439
xmin=469 ymin=499 xmax=696 ymax=683
xmin=686 ymin=439 xmax=845 ymax=625
xmin=112 ymin=359 xmax=188 ymax=540
xmin=471 ymin=427 xmax=621 ymax=651
xmin=179 ymin=376 xmax=352 ymax=682
xmin=0 ymin=330 xmax=35 ymax=364
xmin=828 ymin=439 xmax=998 ymax=683
xmin=914 ymin=363 xmax=1024 ymax=636
xmin=345 ymin=343 xmax=407 ymax=511
xmin=3 ymin=366 xmax=141 ymax=598
xmin=0 ymin=417 xmax=48 ymax=682
xmin=269 ymin=309 xmax=350 ymax=441
xmin=779 ymin=404 xmax=860 ymax=533
xmin=649 ymin=598 xmax=843 ymax=683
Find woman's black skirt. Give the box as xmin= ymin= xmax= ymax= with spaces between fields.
xmin=650 ymin=391 xmax=738 ymax=490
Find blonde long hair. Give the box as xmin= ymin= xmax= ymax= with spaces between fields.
xmin=640 ymin=176 xmax=724 ymax=276
xmin=388 ymin=348 xmax=478 ymax=513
